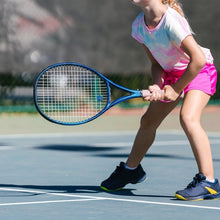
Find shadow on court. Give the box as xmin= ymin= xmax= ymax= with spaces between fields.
xmin=35 ymin=145 xmax=121 ymax=152
xmin=0 ymin=184 xmax=174 ymax=199
xmin=35 ymin=144 xmax=220 ymax=162
xmin=0 ymin=131 xmax=220 ymax=219
xmin=0 ymin=190 xmax=40 ymax=197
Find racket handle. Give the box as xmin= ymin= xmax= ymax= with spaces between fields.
xmin=141 ymin=89 xmax=151 ymax=97
xmin=141 ymin=89 xmax=165 ymax=100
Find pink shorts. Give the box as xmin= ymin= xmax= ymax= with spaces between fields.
xmin=162 ymin=63 xmax=218 ymax=96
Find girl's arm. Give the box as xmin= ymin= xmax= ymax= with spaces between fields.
xmin=143 ymin=45 xmax=164 ymax=87
xmin=142 ymin=45 xmax=165 ymax=101
xmin=164 ymin=35 xmax=207 ymax=101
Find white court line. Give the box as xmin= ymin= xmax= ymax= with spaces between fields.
xmin=0 ymin=131 xmax=136 ymax=140
xmin=0 ymin=146 xmax=13 ymax=150
xmin=1 ymin=139 xmax=220 ymax=150
xmin=0 ymin=198 xmax=104 ymax=207
xmin=104 ymin=197 xmax=220 ymax=210
xmin=0 ymin=188 xmax=220 ymax=210
xmin=0 ymin=130 xmax=219 ymax=140
xmin=96 ymin=139 xmax=220 ymax=147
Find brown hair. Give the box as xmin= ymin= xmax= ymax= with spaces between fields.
xmin=161 ymin=0 xmax=184 ymax=17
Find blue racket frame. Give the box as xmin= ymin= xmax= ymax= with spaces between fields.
xmin=34 ymin=62 xmax=143 ymax=125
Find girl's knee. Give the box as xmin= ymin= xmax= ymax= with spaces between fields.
xmin=180 ymin=111 xmax=200 ymax=131
xmin=140 ymin=113 xmax=159 ymax=130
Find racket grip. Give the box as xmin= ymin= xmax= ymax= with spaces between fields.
xmin=141 ymin=90 xmax=151 ymax=98
xmin=141 ymin=89 xmax=165 ymax=100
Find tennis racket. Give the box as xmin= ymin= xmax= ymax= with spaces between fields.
xmin=34 ymin=62 xmax=163 ymax=125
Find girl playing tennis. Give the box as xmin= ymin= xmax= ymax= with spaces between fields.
xmin=101 ymin=0 xmax=220 ymax=201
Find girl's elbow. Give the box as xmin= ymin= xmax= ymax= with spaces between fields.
xmin=199 ymin=56 xmax=207 ymax=69
xmin=193 ymin=54 xmax=206 ymax=70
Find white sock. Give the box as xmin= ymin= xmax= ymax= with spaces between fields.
xmin=124 ymin=164 xmax=137 ymax=170
xmin=206 ymin=177 xmax=215 ymax=183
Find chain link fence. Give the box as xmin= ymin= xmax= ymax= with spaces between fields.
xmin=0 ymin=0 xmax=219 ymax=112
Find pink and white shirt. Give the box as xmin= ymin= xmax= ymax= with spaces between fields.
xmin=132 ymin=7 xmax=213 ymax=73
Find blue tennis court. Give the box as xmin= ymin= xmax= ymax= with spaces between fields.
xmin=0 ymin=128 xmax=220 ymax=219
xmin=1 ymin=0 xmax=219 ymax=218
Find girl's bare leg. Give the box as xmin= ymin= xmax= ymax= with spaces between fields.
xmin=180 ymin=90 xmax=214 ymax=179
xmin=126 ymin=97 xmax=181 ymax=168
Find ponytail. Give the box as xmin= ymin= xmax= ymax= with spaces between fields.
xmin=161 ymin=0 xmax=184 ymax=17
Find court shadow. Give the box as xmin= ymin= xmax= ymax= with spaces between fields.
xmin=93 ymin=153 xmax=220 ymax=162
xmin=34 ymin=145 xmax=220 ymax=162
xmin=94 ymin=153 xmax=193 ymax=161
xmin=35 ymin=145 xmax=194 ymax=161
xmin=0 ymin=184 xmax=174 ymax=199
xmin=35 ymin=145 xmax=121 ymax=152
xmin=104 ymin=189 xmax=175 ymax=199
xmin=0 ymin=190 xmax=40 ymax=197
xmin=0 ymin=184 xmax=102 ymax=194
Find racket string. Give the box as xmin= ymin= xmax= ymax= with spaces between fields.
xmin=36 ymin=65 xmax=108 ymax=123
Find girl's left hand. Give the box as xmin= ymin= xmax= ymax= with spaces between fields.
xmin=163 ymin=85 xmax=181 ymax=102
xmin=143 ymin=84 xmax=163 ymax=101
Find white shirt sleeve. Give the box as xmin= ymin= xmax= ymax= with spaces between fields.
xmin=131 ymin=13 xmax=144 ymax=44
xmin=166 ymin=14 xmax=192 ymax=46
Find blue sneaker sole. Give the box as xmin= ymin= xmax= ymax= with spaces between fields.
xmin=132 ymin=174 xmax=147 ymax=184
xmin=175 ymin=192 xmax=220 ymax=201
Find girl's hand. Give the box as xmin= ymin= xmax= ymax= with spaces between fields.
xmin=143 ymin=84 xmax=164 ymax=101
xmin=163 ymin=85 xmax=182 ymax=102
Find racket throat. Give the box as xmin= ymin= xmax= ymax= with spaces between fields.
xmin=109 ymin=91 xmax=142 ymax=108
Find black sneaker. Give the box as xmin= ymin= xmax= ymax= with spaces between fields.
xmin=100 ymin=162 xmax=147 ymax=191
